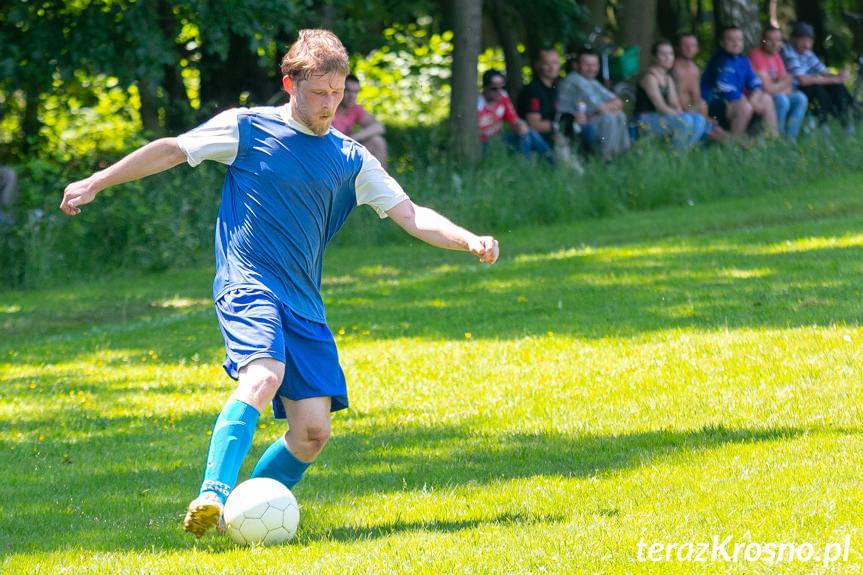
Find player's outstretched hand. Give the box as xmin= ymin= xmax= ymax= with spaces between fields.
xmin=60 ymin=178 xmax=97 ymax=216
xmin=470 ymin=236 xmax=499 ymax=265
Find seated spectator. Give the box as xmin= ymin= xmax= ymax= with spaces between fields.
xmin=634 ymin=39 xmax=708 ymax=149
xmin=556 ymin=54 xmax=598 ymax=154
xmin=0 ymin=166 xmax=17 ymax=226
xmin=332 ymin=74 xmax=388 ymax=167
xmin=478 ymin=69 xmax=552 ymax=162
xmin=672 ymin=34 xmax=710 ymax=119
xmin=701 ymin=26 xmax=779 ymax=138
xmin=517 ymin=48 xmax=562 ymax=149
xmin=557 ymin=50 xmax=631 ymax=161
xmin=781 ymin=21 xmax=855 ymax=132
xmin=750 ymin=25 xmax=808 ymax=139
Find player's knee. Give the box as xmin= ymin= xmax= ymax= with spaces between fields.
xmin=244 ymin=371 xmax=281 ymax=406
xmin=287 ymin=424 xmax=329 ymax=461
xmin=304 ymin=424 xmax=330 ymax=454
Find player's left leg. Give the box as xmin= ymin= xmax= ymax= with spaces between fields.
xmin=251 ymin=396 xmax=332 ymax=488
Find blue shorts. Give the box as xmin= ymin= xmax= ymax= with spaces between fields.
xmin=214 ymin=287 xmax=348 ymax=418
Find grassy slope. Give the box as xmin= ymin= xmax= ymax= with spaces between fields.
xmin=1 ymin=175 xmax=862 ymax=574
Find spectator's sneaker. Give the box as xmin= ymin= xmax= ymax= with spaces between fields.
xmin=183 ymin=492 xmax=224 ymax=538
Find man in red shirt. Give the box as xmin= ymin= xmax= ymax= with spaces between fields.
xmin=333 ymin=74 xmax=388 ymax=167
xmin=478 ymin=69 xmax=551 ymax=162
xmin=748 ymin=25 xmax=807 ymax=139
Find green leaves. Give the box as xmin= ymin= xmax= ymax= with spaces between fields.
xmin=351 ymin=22 xmax=454 ymax=127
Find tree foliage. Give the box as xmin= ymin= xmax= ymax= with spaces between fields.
xmin=2 ymin=0 xmax=859 ymax=166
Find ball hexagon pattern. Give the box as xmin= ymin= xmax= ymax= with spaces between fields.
xmin=224 ymin=478 xmax=300 ymax=546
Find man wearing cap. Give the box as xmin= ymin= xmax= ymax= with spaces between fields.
xmin=478 ymin=69 xmax=552 ymax=162
xmin=781 ymin=21 xmax=856 ymax=131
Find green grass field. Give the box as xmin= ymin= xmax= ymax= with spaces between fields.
xmin=2 ymin=175 xmax=863 ymax=574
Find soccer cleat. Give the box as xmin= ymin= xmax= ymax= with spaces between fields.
xmin=183 ymin=493 xmax=225 ymax=538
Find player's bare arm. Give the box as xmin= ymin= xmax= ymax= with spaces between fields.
xmin=386 ymin=199 xmax=499 ymax=264
xmin=61 ymin=137 xmax=186 ymax=215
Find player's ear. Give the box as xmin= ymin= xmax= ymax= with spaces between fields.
xmin=282 ymin=75 xmax=294 ymax=95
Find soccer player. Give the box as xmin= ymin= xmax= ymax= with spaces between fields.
xmin=60 ymin=29 xmax=499 ymax=538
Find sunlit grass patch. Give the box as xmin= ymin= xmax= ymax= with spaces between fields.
xmin=2 ymin=176 xmax=863 ymax=573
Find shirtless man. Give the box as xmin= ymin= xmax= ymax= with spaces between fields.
xmin=672 ymin=33 xmax=724 ymax=138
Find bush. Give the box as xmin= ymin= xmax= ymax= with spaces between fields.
xmin=0 ymin=158 xmax=223 ymax=289
xmin=3 ymin=125 xmax=863 ymax=291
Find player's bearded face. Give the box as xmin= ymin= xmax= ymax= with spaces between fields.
xmin=287 ymin=72 xmax=346 ymax=135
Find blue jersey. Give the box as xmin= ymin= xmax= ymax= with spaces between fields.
xmin=701 ymin=49 xmax=763 ymax=104
xmin=177 ymin=106 xmax=408 ymax=322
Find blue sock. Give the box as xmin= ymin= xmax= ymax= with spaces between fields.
xmin=199 ymin=398 xmax=260 ymax=503
xmin=250 ymin=437 xmax=310 ymax=489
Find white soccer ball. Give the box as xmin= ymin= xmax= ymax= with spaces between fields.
xmin=224 ymin=478 xmax=300 ymax=546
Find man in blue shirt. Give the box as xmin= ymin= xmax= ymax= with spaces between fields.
xmin=60 ymin=29 xmax=500 ymax=538
xmin=701 ymin=26 xmax=779 ymax=138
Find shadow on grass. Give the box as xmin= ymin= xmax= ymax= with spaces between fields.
xmin=0 ymin=415 xmax=852 ymax=552
xmin=5 ymin=207 xmax=863 ymax=361
xmin=299 ymin=510 xmax=569 ymax=545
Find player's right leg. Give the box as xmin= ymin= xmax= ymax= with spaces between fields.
xmin=183 ymin=358 xmax=285 ymax=537
xmin=184 ymin=288 xmax=287 ymax=538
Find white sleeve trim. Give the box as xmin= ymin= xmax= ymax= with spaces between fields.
xmin=176 ymin=108 xmax=241 ymax=167
xmin=355 ymin=147 xmax=409 ymax=219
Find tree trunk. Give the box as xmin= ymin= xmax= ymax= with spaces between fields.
xmin=657 ymin=0 xmax=692 ymax=41
xmin=448 ymin=0 xmax=482 ymax=165
xmin=580 ymin=0 xmax=608 ymax=38
xmin=714 ymin=0 xmax=761 ymax=52
xmin=490 ymin=0 xmax=523 ymax=101
xmin=138 ymin=76 xmax=162 ymax=137
xmin=159 ymin=0 xmax=192 ymax=132
xmin=200 ymin=32 xmax=270 ymax=115
xmin=619 ymin=0 xmax=658 ymax=71
xmin=21 ymin=89 xmax=41 ymax=155
xmin=163 ymin=62 xmax=193 ymax=132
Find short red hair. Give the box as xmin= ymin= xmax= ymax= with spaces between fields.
xmin=280 ymin=29 xmax=350 ymax=83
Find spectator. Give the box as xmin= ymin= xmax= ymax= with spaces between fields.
xmin=332 ymin=74 xmax=388 ymax=166
xmin=781 ymin=21 xmax=855 ymax=132
xmin=701 ymin=26 xmax=779 ymax=138
xmin=557 ymin=50 xmax=631 ymax=161
xmin=672 ymin=34 xmax=709 ymax=120
xmin=634 ymin=39 xmax=708 ymax=149
xmin=556 ymin=55 xmax=598 ymax=155
xmin=749 ymin=25 xmax=808 ymax=140
xmin=517 ymin=48 xmax=561 ymax=148
xmin=478 ymin=69 xmax=552 ymax=162
xmin=0 ymin=166 xmax=18 ymax=225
